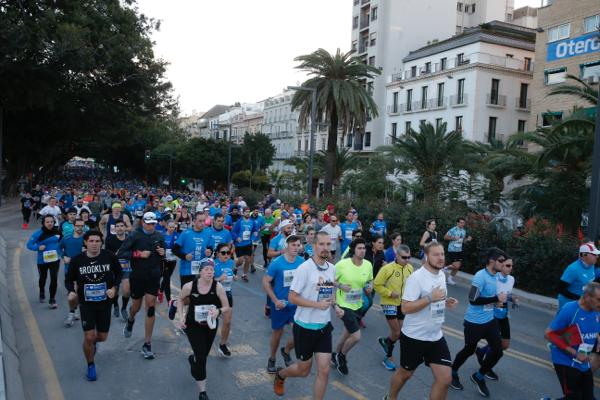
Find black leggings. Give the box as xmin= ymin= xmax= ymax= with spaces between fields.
xmin=554 ymin=364 xmax=594 ymax=400
xmin=261 ymin=235 xmax=271 ymax=265
xmin=21 ymin=208 xmax=32 ymax=223
xmin=185 ymin=324 xmax=217 ymax=381
xmin=160 ymin=260 xmax=177 ymax=301
xmin=37 ymin=261 xmax=59 ymax=300
xmin=452 ymin=319 xmax=503 ymax=374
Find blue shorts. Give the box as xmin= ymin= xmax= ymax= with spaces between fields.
xmin=271 ymin=306 xmax=296 ymax=330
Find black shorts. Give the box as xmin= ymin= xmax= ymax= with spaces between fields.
xmin=340 ymin=307 xmax=362 ymax=334
xmin=446 ymin=251 xmax=464 ymax=264
xmin=130 ymin=274 xmax=160 ymax=299
xmin=463 ymin=319 xmax=501 ymax=345
xmin=235 ymin=245 xmax=252 ymax=257
xmin=382 ymin=305 xmax=405 ymax=320
xmin=293 ymin=322 xmax=333 ymax=362
xmin=399 ymin=333 xmax=452 ymax=371
xmin=80 ymin=302 xmax=112 ymax=333
xmin=496 ymin=317 xmax=510 ymax=340
xmin=226 ymin=291 xmax=233 ymax=307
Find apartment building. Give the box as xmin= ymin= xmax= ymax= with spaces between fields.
xmin=350 ymin=0 xmax=515 ymax=151
xmin=531 ymin=0 xmax=600 ymax=128
xmin=385 ymin=21 xmax=535 ymax=144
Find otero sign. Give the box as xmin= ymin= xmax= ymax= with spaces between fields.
xmin=547 ymin=32 xmax=600 ymax=62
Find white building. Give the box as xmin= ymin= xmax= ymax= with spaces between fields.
xmin=213 ymin=103 xmax=264 ymax=144
xmin=350 ymin=0 xmax=516 ymax=151
xmin=385 ymin=21 xmax=535 ymax=144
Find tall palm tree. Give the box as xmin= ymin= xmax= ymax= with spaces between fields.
xmin=291 ymin=48 xmax=380 ymax=195
xmin=314 ymin=147 xmax=357 ymax=187
xmin=549 ymin=74 xmax=598 ymax=105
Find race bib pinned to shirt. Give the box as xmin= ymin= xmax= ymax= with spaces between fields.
xmin=222 ymin=275 xmax=233 ymax=291
xmin=283 ymin=270 xmax=295 ymax=287
xmin=382 ymin=304 xmax=397 ymax=316
xmin=119 ymin=259 xmax=132 ymax=272
xmin=345 ymin=229 xmax=353 ymax=240
xmin=242 ymin=230 xmax=251 ymax=241
xmin=317 ymin=285 xmax=334 ymax=302
xmin=430 ymin=300 xmax=446 ymax=323
xmin=42 ymin=250 xmax=59 ymax=263
xmin=191 ymin=261 xmax=201 ymax=275
xmin=194 ymin=305 xmax=213 ymax=323
xmin=345 ymin=289 xmax=362 ymax=304
xmin=84 ymin=282 xmax=107 ymax=302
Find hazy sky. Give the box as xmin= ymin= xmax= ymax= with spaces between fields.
xmin=137 ymin=0 xmax=541 ymax=116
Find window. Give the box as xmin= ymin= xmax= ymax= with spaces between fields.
xmin=488 ymin=117 xmax=497 ymax=142
xmin=421 ymin=86 xmax=428 ymax=109
xmin=297 ymin=139 xmax=302 ymax=151
xmin=411 ymin=66 xmax=417 ymax=78
xmin=353 ymin=0 xmax=359 ymax=5
xmin=455 ymin=116 xmax=463 ymax=133
xmin=456 ymin=25 xmax=462 ymax=34
xmin=457 ymin=78 xmax=465 ymax=104
xmin=507 ymin=13 xmax=512 ymax=22
xmin=391 ymin=123 xmax=398 ymax=138
xmin=524 ymin=57 xmax=532 ymax=71
xmin=365 ymin=132 xmax=371 ymax=147
xmin=392 ymin=92 xmax=399 ymax=112
xmin=464 ymin=4 xmax=469 ymax=12
xmin=368 ymin=56 xmax=375 ymax=66
xmin=519 ymin=83 xmax=529 ymax=108
xmin=437 ymin=82 xmax=444 ymax=107
xmin=471 ymin=4 xmax=475 ymax=13
xmin=436 ymin=118 xmax=443 ymax=130
xmin=490 ymin=78 xmax=500 ymax=104
xmin=419 ymin=119 xmax=427 ymax=127
xmin=440 ymin=57 xmax=447 ymax=71
xmin=547 ymin=23 xmax=570 ymax=42
xmin=517 ymin=120 xmax=527 ymax=132
xmin=367 ymin=81 xmax=374 ymax=95
xmin=581 ymin=61 xmax=600 ymax=80
xmin=457 ymin=2 xmax=463 ymax=11
xmin=371 ymin=7 xmax=378 ymax=21
xmin=506 ymin=53 xmax=514 ymax=58
xmin=347 ymin=134 xmax=353 ymax=147
xmin=544 ymin=68 xmax=567 ymax=85
xmin=352 ymin=41 xmax=358 ymax=52
xmin=457 ymin=53 xmax=465 ymax=64
xmin=425 ymin=62 xmax=431 ymax=74
xmin=406 ymin=89 xmax=413 ymax=111
xmin=585 ymin=15 xmax=600 ymax=33
xmin=542 ymin=112 xmax=562 ymax=127
xmin=353 ymin=16 xmax=359 ymax=29
xmin=370 ymin=32 xmax=377 ymax=46
xmin=405 ymin=121 xmax=412 ymax=134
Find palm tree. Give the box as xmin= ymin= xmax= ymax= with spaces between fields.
xmin=313 ymin=147 xmax=357 ymax=187
xmin=549 ymin=74 xmax=598 ymax=105
xmin=291 ymin=48 xmax=380 ymax=195
xmin=382 ymin=121 xmax=466 ymax=201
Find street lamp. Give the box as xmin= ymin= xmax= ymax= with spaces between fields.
xmin=215 ymin=122 xmax=233 ymax=193
xmin=288 ymin=85 xmax=317 ymax=197
xmin=587 ymin=69 xmax=600 ymax=242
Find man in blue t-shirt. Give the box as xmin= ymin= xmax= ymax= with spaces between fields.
xmin=262 ymin=235 xmax=304 ymax=374
xmin=544 ymin=282 xmax=600 ymax=400
xmin=206 ymin=213 xmax=233 ymax=248
xmin=444 ymin=217 xmax=472 ymax=286
xmin=232 ymin=207 xmax=258 ymax=282
xmin=450 ymin=248 xmax=508 ymax=397
xmin=172 ymin=213 xmax=215 ymax=288
xmin=557 ymin=243 xmax=599 ymax=310
xmin=60 ymin=218 xmax=86 ymax=326
xmin=369 ymin=212 xmax=387 ymax=239
xmin=339 ymin=211 xmax=359 ymax=254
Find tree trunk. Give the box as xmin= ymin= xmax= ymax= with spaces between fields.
xmin=324 ymin=111 xmax=338 ymax=195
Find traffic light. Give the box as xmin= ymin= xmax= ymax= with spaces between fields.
xmin=180 ymin=178 xmax=187 ymax=184
xmin=144 ymin=150 xmax=151 ymax=160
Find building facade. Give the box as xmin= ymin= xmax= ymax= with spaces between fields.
xmin=530 ymin=0 xmax=600 ymax=128
xmin=385 ymin=21 xmax=535 ymax=144
xmin=350 ymin=0 xmax=515 ymax=151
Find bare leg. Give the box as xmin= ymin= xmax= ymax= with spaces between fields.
xmin=429 ymin=363 xmax=452 ymax=400
xmin=388 ymin=367 xmax=414 ymax=399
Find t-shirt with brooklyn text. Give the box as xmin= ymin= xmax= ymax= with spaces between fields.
xmin=65 ymin=250 xmax=122 ymax=304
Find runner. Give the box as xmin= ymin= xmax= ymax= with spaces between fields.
xmin=20 ymin=191 xmax=34 ymax=229
xmin=206 ymin=213 xmax=233 ymax=249
xmin=176 ymin=259 xmax=230 ymax=400
xmin=175 ymin=204 xmax=193 ymax=233
xmin=340 ymin=230 xmax=363 ymax=259
xmin=450 ymin=247 xmax=508 ymax=397
xmin=369 ymin=212 xmax=387 ymax=239
xmin=159 ymin=221 xmax=179 ymax=304
xmin=331 ymin=238 xmax=373 ymax=375
xmin=273 ymin=231 xmax=343 ymax=399
xmin=60 ymin=208 xmax=77 ymax=238
xmin=557 ymin=242 xmax=599 ymax=310
xmin=99 ymin=203 xmax=132 ymax=240
xmin=173 ymin=212 xmax=215 ymax=288
xmin=374 ymin=244 xmax=414 ymax=371
xmin=383 ymin=242 xmax=458 ymax=400
xmin=105 ymin=219 xmax=131 ymax=321
xmin=339 ymin=211 xmax=359 ymax=255
xmin=249 ymin=207 xmax=265 ymax=273
xmin=26 ymin=215 xmax=62 ymax=307
xmin=444 ymin=217 xmax=472 ymax=286
xmin=260 ymin=208 xmax=276 ymax=268
xmin=302 ymin=227 xmax=316 ymax=260
xmin=419 ymin=219 xmax=438 ymax=259
xmin=65 ymin=230 xmax=122 ymax=381
xmin=231 ymin=207 xmax=258 ymax=282
xmin=263 ymin=235 xmax=304 ymax=373
xmin=266 ymin=220 xmax=295 ymax=317
xmin=384 ymin=232 xmax=403 ymax=264
xmin=118 ymin=212 xmax=166 ymax=360
xmin=475 ymin=257 xmax=518 ymax=380
xmin=542 ymin=282 xmax=600 ymax=400
xmin=214 ymin=243 xmax=236 ymax=357
xmin=60 ymin=218 xmax=86 ymax=326
xmin=39 ymin=197 xmax=62 ymax=225
xmin=320 ymin=215 xmax=342 ymax=262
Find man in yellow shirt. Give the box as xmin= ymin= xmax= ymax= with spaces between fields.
xmin=331 ymin=238 xmax=373 ymax=376
xmin=374 ymin=244 xmax=414 ymax=371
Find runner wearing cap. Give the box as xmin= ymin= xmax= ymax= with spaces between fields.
xmin=117 ymin=211 xmax=166 ymax=360
xmin=557 ymin=242 xmax=600 ymax=310
xmin=99 ymin=202 xmax=132 ymax=241
xmin=172 ymin=212 xmax=215 ymax=288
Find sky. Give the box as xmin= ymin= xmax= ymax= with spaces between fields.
xmin=137 ymin=0 xmax=542 ymax=116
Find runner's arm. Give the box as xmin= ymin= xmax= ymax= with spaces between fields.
xmin=419 ymin=231 xmax=430 ymax=247
xmin=262 ymin=274 xmax=278 ymax=303
xmin=172 ymin=243 xmax=187 ymax=259
xmin=557 ymin=280 xmax=580 ymax=300
xmin=215 ymin=283 xmax=231 ymax=315
xmin=468 ymin=285 xmax=498 ymax=305
xmin=288 ymin=290 xmax=321 ymax=309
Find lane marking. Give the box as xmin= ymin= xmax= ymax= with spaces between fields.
xmin=13 ymin=244 xmax=65 ymax=400
xmin=331 ymin=380 xmax=369 ymax=400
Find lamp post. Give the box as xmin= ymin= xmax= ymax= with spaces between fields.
xmin=588 ymin=72 xmax=600 ymax=241
xmin=288 ymin=86 xmax=317 ymax=197
xmin=215 ymin=122 xmax=233 ymax=194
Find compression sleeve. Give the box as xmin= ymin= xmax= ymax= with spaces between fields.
xmin=468 ymin=285 xmax=498 ymax=305
xmin=557 ymin=280 xmax=580 ymax=300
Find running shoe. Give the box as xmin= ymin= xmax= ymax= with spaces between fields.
xmin=273 ymin=368 xmax=285 ymax=396
xmin=250 ymin=264 xmax=256 ymax=273
xmin=198 ymin=392 xmax=209 ymax=400
xmin=330 ymin=352 xmax=338 ymax=367
xmin=74 ymin=308 xmax=80 ymax=320
xmin=141 ymin=343 xmax=155 ymax=360
xmin=157 ymin=291 xmax=164 ymax=304
xmin=123 ymin=318 xmax=134 ymax=338
xmin=450 ymin=373 xmax=464 ymax=390
xmin=218 ymin=344 xmax=232 ymax=358
xmin=86 ymin=364 xmax=97 ymax=381
xmin=382 ymin=395 xmax=390 ymax=400
xmin=475 ymin=347 xmax=484 ymax=366
xmin=382 ymin=357 xmax=396 ymax=371
xmin=120 ymin=308 xmax=128 ymax=323
xmin=484 ymin=369 xmax=499 ymax=381
xmin=377 ymin=336 xmax=390 ymax=356
xmin=470 ymin=372 xmax=490 ymax=397
xmin=113 ymin=305 xmax=119 ymax=318
xmin=49 ymin=299 xmax=57 ymax=309
xmin=64 ymin=312 xmax=75 ymax=327
xmin=447 ymin=276 xmax=457 ymax=286
xmin=242 ymin=275 xmax=249 ymax=283
xmin=267 ymin=358 xmax=277 ymax=374
xmin=336 ymin=352 xmax=349 ymax=375
xmin=280 ymin=347 xmax=292 ymax=367
xmin=168 ymin=299 xmax=177 ymax=320
xmin=39 ymin=294 xmax=45 ymax=303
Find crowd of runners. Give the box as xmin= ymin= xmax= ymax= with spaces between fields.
xmin=18 ymin=176 xmax=600 ymax=400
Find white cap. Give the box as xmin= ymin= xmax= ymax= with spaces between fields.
xmin=279 ymin=219 xmax=292 ymax=229
xmin=142 ymin=212 xmax=158 ymax=224
xmin=579 ymin=242 xmax=600 ymax=255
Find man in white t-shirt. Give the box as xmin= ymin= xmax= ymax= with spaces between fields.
xmin=273 ymin=231 xmax=344 ymax=399
xmin=39 ymin=197 xmax=62 ymax=225
xmin=383 ymin=242 xmax=459 ymax=400
xmin=319 ymin=216 xmax=342 ymax=262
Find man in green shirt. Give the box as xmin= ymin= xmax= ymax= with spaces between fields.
xmin=260 ymin=208 xmax=276 ymax=268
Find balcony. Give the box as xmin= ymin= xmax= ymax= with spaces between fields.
xmin=360 ymin=17 xmax=369 ymax=29
xmin=428 ymin=97 xmax=447 ymax=110
xmin=391 ymin=72 xmax=403 ymax=82
xmin=450 ymin=94 xmax=468 ymax=107
xmin=486 ymin=94 xmax=507 ymax=108
xmin=515 ymin=97 xmax=531 ymax=111
xmin=358 ymin=42 xmax=368 ymax=54
xmin=361 ymin=0 xmax=370 ymax=4
xmin=294 ymin=150 xmax=309 ymax=157
xmin=387 ymin=104 xmax=400 ymax=115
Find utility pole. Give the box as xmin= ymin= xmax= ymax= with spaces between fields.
xmin=588 ymin=76 xmax=600 ymax=242
xmin=288 ymin=86 xmax=317 ymax=197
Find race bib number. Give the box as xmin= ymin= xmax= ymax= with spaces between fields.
xmin=430 ymin=300 xmax=445 ymax=323
xmin=579 ymin=343 xmax=594 ymax=356
xmin=194 ymin=305 xmax=212 ymax=323
xmin=242 ymin=230 xmax=251 ymax=241
xmin=84 ymin=282 xmax=107 ymax=302
xmin=191 ymin=261 xmax=201 ymax=275
xmin=382 ymin=304 xmax=397 ymax=316
xmin=165 ymin=249 xmax=177 ymax=261
xmin=42 ymin=250 xmax=59 ymax=263
xmin=119 ymin=259 xmax=132 ymax=272
xmin=483 ymin=303 xmax=494 ymax=311
xmin=110 ymin=225 xmax=117 ymax=235
xmin=283 ymin=270 xmax=295 ymax=287
xmin=317 ymin=285 xmax=334 ymax=302
xmin=222 ymin=275 xmax=233 ymax=291
xmin=345 ymin=289 xmax=362 ymax=304
xmin=345 ymin=229 xmax=353 ymax=240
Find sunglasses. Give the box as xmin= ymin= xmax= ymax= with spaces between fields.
xmin=399 ymin=255 xmax=411 ymax=260
xmin=504 ymin=264 xmax=513 ymax=268
xmin=219 ymin=251 xmax=231 ymax=255
xmin=331 ymin=219 xmax=338 ymax=222
xmin=496 ymin=258 xmax=506 ymax=263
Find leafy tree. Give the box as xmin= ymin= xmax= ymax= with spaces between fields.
xmin=291 ymin=48 xmax=380 ymax=195
xmin=341 ymin=154 xmax=398 ymax=200
xmin=549 ymin=74 xmax=598 ymax=104
xmin=314 ymin=147 xmax=357 ymax=188
xmin=238 ymin=133 xmax=275 ymax=173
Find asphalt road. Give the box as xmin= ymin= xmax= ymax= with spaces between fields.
xmin=2 ymin=205 xmax=598 ymax=400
